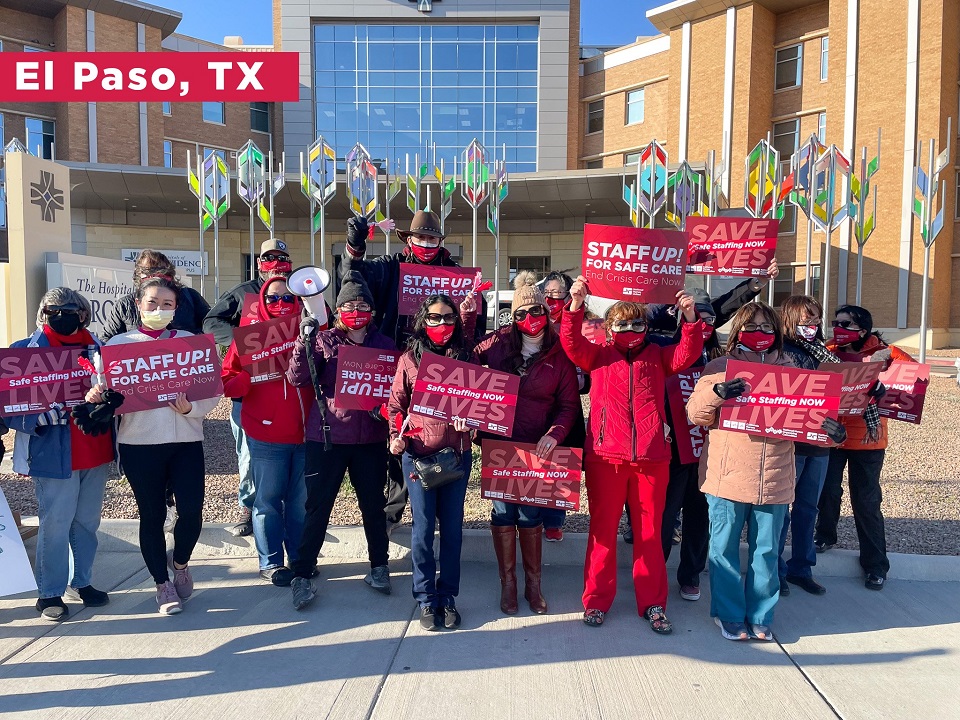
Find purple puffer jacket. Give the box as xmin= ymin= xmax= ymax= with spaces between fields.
xmin=286 ymin=326 xmax=398 ymax=445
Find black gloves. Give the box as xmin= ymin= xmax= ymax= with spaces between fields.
xmin=71 ymin=389 xmax=124 ymax=437
xmin=821 ymin=417 xmax=847 ymax=444
xmin=300 ymin=316 xmax=320 ymax=338
xmin=868 ymin=380 xmax=887 ymax=399
xmin=713 ymin=378 xmax=748 ymax=400
xmin=346 ymin=216 xmax=369 ymax=253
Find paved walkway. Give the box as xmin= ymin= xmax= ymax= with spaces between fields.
xmin=1 ymin=529 xmax=958 ymax=719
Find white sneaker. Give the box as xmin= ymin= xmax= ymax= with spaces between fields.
xmin=156 ymin=581 xmax=182 ymax=615
xmin=163 ymin=505 xmax=178 ymax=534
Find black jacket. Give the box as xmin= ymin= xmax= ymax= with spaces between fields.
xmin=101 ymin=287 xmax=211 ymax=342
xmin=202 ymin=277 xmax=264 ymax=347
xmin=647 ymin=278 xmax=763 ymax=338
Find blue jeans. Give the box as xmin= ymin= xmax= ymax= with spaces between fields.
xmin=403 ymin=450 xmax=471 ymax=609
xmin=231 ymin=400 xmax=255 ymax=511
xmin=706 ymin=494 xmax=787 ymax=626
xmin=248 ymin=438 xmax=306 ymax=571
xmin=33 ymin=463 xmax=110 ymax=599
xmin=540 ymin=507 xmax=566 ymax=530
xmin=778 ymin=454 xmax=830 ymax=579
xmin=491 ymin=501 xmax=541 ymax=528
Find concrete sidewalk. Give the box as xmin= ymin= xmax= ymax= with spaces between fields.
xmin=1 ymin=527 xmax=958 ymax=720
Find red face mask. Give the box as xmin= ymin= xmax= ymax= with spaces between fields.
xmin=701 ymin=326 xmax=715 ymax=342
xmin=613 ymin=331 xmax=646 ymax=353
xmin=409 ymin=242 xmax=440 ymax=263
xmin=425 ymin=324 xmax=455 ymax=346
xmin=516 ymin=313 xmax=548 ymax=337
xmin=832 ymin=327 xmax=862 ymax=347
xmin=739 ymin=330 xmax=775 ymax=352
xmin=340 ymin=309 xmax=372 ymax=330
xmin=259 ymin=259 xmax=292 ymax=275
xmin=545 ymin=297 xmax=565 ymax=321
xmin=265 ymin=300 xmax=297 ymax=318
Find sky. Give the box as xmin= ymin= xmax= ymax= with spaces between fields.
xmin=157 ymin=0 xmax=662 ymax=48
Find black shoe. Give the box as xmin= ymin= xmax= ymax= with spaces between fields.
xmin=865 ymin=573 xmax=885 ymax=591
xmin=814 ymin=541 xmax=835 ymax=554
xmin=786 ymin=575 xmax=826 ymax=596
xmin=778 ymin=577 xmax=791 ymax=596
xmin=67 ymin=585 xmax=110 ymax=607
xmin=623 ymin=527 xmax=634 ymax=544
xmin=230 ymin=511 xmax=253 ymax=538
xmin=36 ymin=597 xmax=69 ymax=622
xmin=260 ymin=567 xmax=295 ymax=587
xmin=420 ymin=605 xmax=441 ymax=631
xmin=443 ymin=604 xmax=461 ymax=630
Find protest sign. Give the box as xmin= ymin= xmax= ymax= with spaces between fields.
xmin=233 ymin=315 xmax=299 ymax=384
xmin=101 ymin=333 xmax=223 ymax=414
xmin=686 ymin=217 xmax=779 ymax=276
xmin=334 ymin=345 xmax=399 ymax=411
xmin=818 ymin=362 xmax=883 ymax=416
xmin=0 ymin=347 xmax=91 ymax=416
xmin=877 ymin=361 xmax=930 ymax=424
xmin=581 ymin=223 xmax=687 ymax=303
xmin=412 ymin=353 xmax=520 ymax=436
xmin=581 ymin=319 xmax=607 ymax=344
xmin=0 ymin=487 xmax=38 ymax=598
xmin=718 ymin=360 xmax=842 ymax=446
xmin=398 ymin=264 xmax=479 ymax=316
xmin=480 ymin=439 xmax=583 ymax=511
xmin=665 ymin=369 xmax=705 ymax=464
xmin=240 ymin=293 xmax=262 ymax=325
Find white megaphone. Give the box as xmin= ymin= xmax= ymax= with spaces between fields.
xmin=287 ymin=265 xmax=331 ymax=328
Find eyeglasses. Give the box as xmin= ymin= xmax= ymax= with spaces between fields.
xmin=264 ymin=294 xmax=296 ymax=304
xmin=831 ymin=320 xmax=860 ymax=329
xmin=742 ymin=323 xmax=776 ymax=333
xmin=544 ymin=290 xmax=569 ymax=299
xmin=513 ymin=306 xmax=546 ymax=321
xmin=424 ymin=312 xmax=457 ymax=326
xmin=611 ymin=319 xmax=647 ymax=333
xmin=260 ymin=253 xmax=289 ymax=263
xmin=42 ymin=307 xmax=80 ymax=317
xmin=699 ymin=314 xmax=717 ymax=326
xmin=340 ymin=303 xmax=371 ymax=312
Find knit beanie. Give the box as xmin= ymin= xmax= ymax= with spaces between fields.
xmin=336 ymin=271 xmax=375 ymax=308
xmin=687 ymin=286 xmax=713 ymax=314
xmin=511 ymin=270 xmax=545 ymax=312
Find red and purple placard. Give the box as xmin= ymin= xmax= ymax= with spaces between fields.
xmin=411 ymin=353 xmax=520 ymax=436
xmin=334 ymin=345 xmax=399 ymax=411
xmin=397 ymin=264 xmax=479 ymax=316
xmin=718 ymin=359 xmax=842 ymax=446
xmin=0 ymin=347 xmax=91 ymax=416
xmin=101 ymin=334 xmax=223 ymax=415
xmin=480 ymin=439 xmax=583 ymax=511
xmin=685 ymin=217 xmax=779 ymax=276
xmin=581 ymin=223 xmax=687 ymax=303
xmin=233 ymin=315 xmax=299 ymax=384
xmin=665 ymin=369 xmax=705 ymax=464
xmin=240 ymin=293 xmax=262 ymax=325
xmin=818 ymin=362 xmax=883 ymax=417
xmin=877 ymin=361 xmax=930 ymax=424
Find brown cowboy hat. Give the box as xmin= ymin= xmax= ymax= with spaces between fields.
xmin=396 ymin=210 xmax=445 ymax=241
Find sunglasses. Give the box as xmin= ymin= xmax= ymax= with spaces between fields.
xmin=611 ymin=319 xmax=647 ymax=333
xmin=340 ymin=303 xmax=371 ymax=313
xmin=264 ymin=294 xmax=296 ymax=304
xmin=699 ymin=314 xmax=717 ymax=326
xmin=425 ymin=312 xmax=457 ymax=326
xmin=260 ymin=253 xmax=289 ymax=263
xmin=513 ymin=306 xmax=546 ymax=321
xmin=742 ymin=323 xmax=776 ymax=333
xmin=831 ymin=320 xmax=860 ymax=329
xmin=42 ymin=307 xmax=80 ymax=317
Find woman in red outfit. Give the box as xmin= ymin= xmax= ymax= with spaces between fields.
xmin=561 ymin=276 xmax=704 ymax=633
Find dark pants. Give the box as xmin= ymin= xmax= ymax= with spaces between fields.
xmin=816 ymin=448 xmax=889 ymax=577
xmin=121 ymin=442 xmax=205 ymax=585
xmin=384 ymin=453 xmax=408 ymax=525
xmin=293 ymin=441 xmax=390 ymax=578
xmin=778 ymin=453 xmax=829 ymax=579
xmin=661 ymin=460 xmax=708 ymax=588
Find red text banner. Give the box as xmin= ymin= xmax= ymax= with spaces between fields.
xmin=718 ymin=360 xmax=841 ymax=446
xmin=665 ymin=369 xmax=704 ymax=464
xmin=685 ymin=217 xmax=779 ymax=276
xmin=233 ymin=316 xmax=299 ymax=384
xmin=101 ymin=334 xmax=223 ymax=414
xmin=0 ymin=347 xmax=91 ymax=416
xmin=481 ymin=439 xmax=583 ymax=511
xmin=334 ymin=346 xmax=399 ymax=411
xmin=817 ymin=362 xmax=883 ymax=416
xmin=0 ymin=52 xmax=299 ymax=102
xmin=581 ymin=224 xmax=687 ymax=303
xmin=581 ymin=319 xmax=607 ymax=345
xmin=240 ymin=294 xmax=261 ymax=325
xmin=398 ymin=264 xmax=479 ymax=316
xmin=877 ymin=361 xmax=930 ymax=424
xmin=411 ymin=354 xmax=520 ymax=436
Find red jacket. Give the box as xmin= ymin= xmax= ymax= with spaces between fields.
xmin=560 ymin=306 xmax=705 ymax=464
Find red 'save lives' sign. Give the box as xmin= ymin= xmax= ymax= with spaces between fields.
xmin=817 ymin=362 xmax=883 ymax=417
xmin=0 ymin=347 xmax=91 ymax=416
xmin=718 ymin=360 xmax=842 ymax=446
xmin=334 ymin=345 xmax=399 ymax=411
xmin=240 ymin=294 xmax=262 ymax=325
xmin=665 ymin=369 xmax=704 ymax=465
xmin=397 ymin=264 xmax=479 ymax=316
xmin=877 ymin=361 xmax=929 ymax=424
xmin=685 ymin=217 xmax=778 ymax=276
xmin=101 ymin=334 xmax=223 ymax=415
xmin=581 ymin=223 xmax=687 ymax=303
xmin=411 ymin=353 xmax=520 ymax=436
xmin=233 ymin=316 xmax=299 ymax=384
xmin=481 ymin=440 xmax=583 ymax=511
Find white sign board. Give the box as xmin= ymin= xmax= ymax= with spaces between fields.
xmin=121 ymin=249 xmax=208 ymax=276
xmin=0 ymin=486 xmax=38 ymax=598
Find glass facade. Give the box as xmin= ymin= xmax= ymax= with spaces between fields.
xmin=313 ymin=23 xmax=539 ymax=173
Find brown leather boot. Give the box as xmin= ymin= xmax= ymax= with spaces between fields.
xmin=491 ymin=525 xmax=518 ymax=614
xmin=518 ymin=525 xmax=548 ymax=614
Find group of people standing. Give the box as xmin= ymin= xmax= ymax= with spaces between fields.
xmin=5 ymin=213 xmax=910 ymax=640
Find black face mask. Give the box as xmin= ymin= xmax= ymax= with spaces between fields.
xmin=48 ymin=313 xmax=82 ymax=336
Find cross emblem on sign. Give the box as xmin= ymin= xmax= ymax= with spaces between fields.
xmin=30 ymin=171 xmax=65 ymax=223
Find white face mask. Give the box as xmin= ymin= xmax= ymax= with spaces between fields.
xmin=797 ymin=324 xmax=819 ymax=342
xmin=141 ymin=308 xmax=175 ymax=330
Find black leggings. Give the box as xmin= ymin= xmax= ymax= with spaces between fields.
xmin=293 ymin=441 xmax=389 ymax=578
xmin=121 ymin=442 xmax=205 ymax=585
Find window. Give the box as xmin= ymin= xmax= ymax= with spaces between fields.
xmin=251 ymin=102 xmax=270 ymax=133
xmin=24 ymin=45 xmax=48 ymax=52
xmin=25 ymin=117 xmax=55 ymax=159
xmin=773 ymin=119 xmax=800 ymax=174
xmin=624 ymin=151 xmax=640 ymax=166
xmin=203 ymin=147 xmax=227 ymax=162
xmin=587 ymin=100 xmax=604 ymax=134
xmin=775 ymin=44 xmax=803 ymax=90
xmin=508 ymin=256 xmax=549 ymax=286
xmin=162 ymin=101 xmax=171 ymax=116
xmin=202 ymin=101 xmax=225 ymax=124
xmin=626 ymin=88 xmax=644 ymax=125
xmin=163 ymin=140 xmax=173 ymax=168
xmin=772 ymin=266 xmax=795 ymax=307
xmin=818 ymin=112 xmax=827 ymax=143
xmin=954 ymin=171 xmax=960 ymax=220
xmin=820 ymin=37 xmax=829 ymax=81
xmin=585 ymin=159 xmax=603 ymax=169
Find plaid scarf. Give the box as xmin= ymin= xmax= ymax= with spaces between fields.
xmin=797 ymin=338 xmax=882 ymax=444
